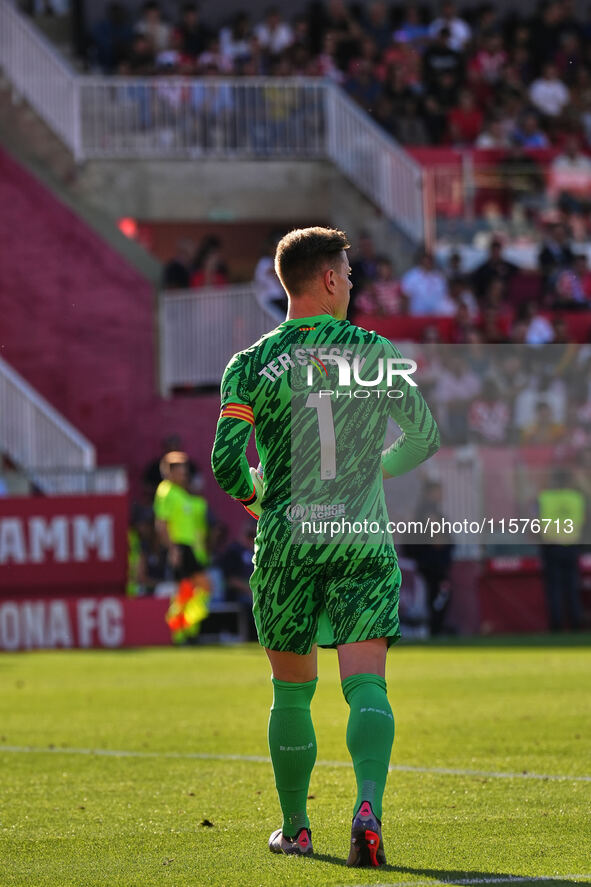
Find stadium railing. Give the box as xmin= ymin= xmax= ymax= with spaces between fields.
xmin=0 ymin=0 xmax=425 ymax=243
xmin=325 ymin=87 xmax=424 ymax=243
xmin=22 ymin=466 xmax=128 ymax=495
xmin=0 ymin=0 xmax=82 ymax=159
xmin=0 ymin=355 xmax=96 ymax=487
xmin=159 ymin=283 xmax=271 ymax=395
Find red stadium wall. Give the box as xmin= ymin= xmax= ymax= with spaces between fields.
xmin=0 ymin=150 xmax=235 ymax=530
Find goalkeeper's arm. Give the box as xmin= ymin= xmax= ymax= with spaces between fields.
xmin=381 ymin=345 xmax=440 ymax=479
xmin=211 ymin=410 xmax=264 ymax=518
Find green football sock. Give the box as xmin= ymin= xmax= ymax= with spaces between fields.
xmin=268 ymin=676 xmax=318 ymax=838
xmin=342 ymin=673 xmax=395 ymax=821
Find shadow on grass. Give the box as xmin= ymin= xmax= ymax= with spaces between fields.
xmin=382 ymin=864 xmax=591 ymax=886
xmin=301 ymin=854 xmax=591 ymax=885
xmin=311 ymin=855 xmax=591 ymax=884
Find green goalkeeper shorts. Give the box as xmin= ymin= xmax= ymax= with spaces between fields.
xmin=250 ymin=553 xmax=401 ymax=655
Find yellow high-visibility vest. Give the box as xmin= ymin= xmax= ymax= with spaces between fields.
xmin=538 ymin=488 xmax=585 ymax=544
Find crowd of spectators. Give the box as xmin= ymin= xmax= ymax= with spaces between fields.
xmin=161 ymin=224 xmax=591 ymax=355
xmin=411 ymin=338 xmax=591 ymax=452
xmin=88 ymin=0 xmax=591 ymax=152
xmin=162 ymin=234 xmax=230 ymax=288
xmin=350 ymin=223 xmax=591 ymax=329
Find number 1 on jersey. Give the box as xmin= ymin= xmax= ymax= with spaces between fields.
xmin=305 ymin=393 xmax=336 ymax=480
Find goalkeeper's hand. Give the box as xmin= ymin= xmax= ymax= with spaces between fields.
xmin=241 ymin=465 xmax=264 ymax=520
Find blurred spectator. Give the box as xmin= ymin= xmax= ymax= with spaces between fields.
xmin=529 ymin=62 xmax=570 ymax=119
xmin=538 ymin=466 xmax=584 ymax=631
xmin=521 ymin=401 xmax=565 ymax=444
xmin=480 ymin=304 xmax=509 ymax=343
xmin=404 ymin=478 xmax=454 ymax=635
xmin=344 ymin=59 xmax=381 ymax=115
xmin=91 ymin=2 xmax=133 ymax=73
xmin=135 ymin=1 xmax=171 ymax=54
xmin=423 ymin=27 xmax=464 ymax=95
xmin=471 ymin=238 xmax=517 ymax=300
xmin=450 ymin=300 xmax=475 ymax=343
xmin=190 ymin=235 xmax=229 ymax=288
xmin=394 ymin=97 xmax=430 ymax=145
xmin=445 ymin=250 xmax=462 ymax=279
xmin=128 ymin=505 xmax=167 ymax=596
xmin=310 ymin=31 xmax=345 ymax=84
xmin=539 ymin=223 xmax=575 ymax=289
xmin=423 ymin=69 xmax=463 ymax=143
xmin=448 ymin=276 xmax=478 ymax=318
xmin=372 ymin=94 xmax=398 ymax=137
xmin=468 ymin=377 xmax=510 ymax=444
xmin=468 ymin=31 xmax=507 ymax=92
xmin=520 ymin=300 xmax=555 ymax=344
xmin=254 ymin=232 xmax=286 ymax=323
xmin=401 ymin=251 xmax=455 ymax=315
xmin=218 ymin=520 xmax=257 ymax=640
xmin=255 ymin=6 xmax=294 ymax=58
xmin=162 ymin=238 xmax=194 ymax=289
xmin=475 ymin=117 xmax=510 ymax=148
xmin=355 ymin=256 xmax=407 ymax=315
xmin=319 ymin=0 xmax=364 ymax=71
xmin=219 ymin=11 xmax=253 ymax=68
xmin=394 ymin=5 xmax=429 ymax=47
xmin=291 ymin=15 xmax=311 ymax=55
xmin=549 ymin=135 xmax=591 ymax=213
xmin=514 ymin=367 xmax=567 ymax=433
xmin=513 ymin=112 xmax=550 ymax=148
xmin=349 ymin=231 xmax=379 ymax=314
xmin=363 ymin=1 xmax=392 ymax=53
xmin=448 ymin=88 xmax=484 ymax=145
xmin=571 ymin=66 xmax=591 ymax=145
xmin=554 ymin=254 xmax=591 ymax=308
xmin=434 ymin=352 xmax=481 ymax=442
xmin=121 ymin=32 xmax=155 ymax=74
xmin=196 ymin=37 xmax=233 ymax=73
xmin=175 ymin=2 xmax=212 ymax=60
xmin=428 ymin=1 xmax=471 ymax=52
xmin=554 ymin=30 xmax=582 ymax=85
xmin=530 ymin=1 xmax=563 ymax=66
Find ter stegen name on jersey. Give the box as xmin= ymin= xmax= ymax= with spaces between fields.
xmin=257 ymin=346 xmax=360 ymax=383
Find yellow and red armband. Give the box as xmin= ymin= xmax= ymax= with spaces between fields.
xmin=220 ymin=403 xmax=254 ymax=425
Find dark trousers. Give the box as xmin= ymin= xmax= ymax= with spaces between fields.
xmin=539 ymin=545 xmax=582 ymax=631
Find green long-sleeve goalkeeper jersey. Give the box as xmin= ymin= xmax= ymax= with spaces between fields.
xmin=211 ymin=314 xmax=439 ymax=563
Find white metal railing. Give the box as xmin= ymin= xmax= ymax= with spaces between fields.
xmin=23 ymin=466 xmax=128 ymax=495
xmin=0 ymin=0 xmax=425 ymax=241
xmin=0 ymin=355 xmax=95 ymax=476
xmin=77 ymin=76 xmax=327 ymax=160
xmin=325 ymin=87 xmax=424 ymax=243
xmin=0 ymin=0 xmax=81 ymax=159
xmin=160 ymin=284 xmax=273 ymax=394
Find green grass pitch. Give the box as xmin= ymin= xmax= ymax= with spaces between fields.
xmin=1 ymin=637 xmax=590 ymax=887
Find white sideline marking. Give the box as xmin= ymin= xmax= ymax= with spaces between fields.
xmin=0 ymin=745 xmax=590 ymax=784
xmin=345 ymin=877 xmax=591 ymax=887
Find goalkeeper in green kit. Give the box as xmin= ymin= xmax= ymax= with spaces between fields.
xmin=211 ymin=227 xmax=439 ymax=867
